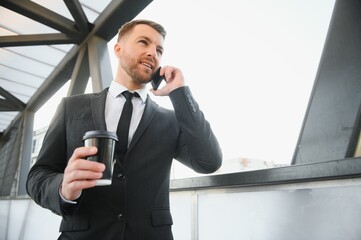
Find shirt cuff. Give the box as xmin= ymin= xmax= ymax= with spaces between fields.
xmin=59 ymin=185 xmax=81 ymax=204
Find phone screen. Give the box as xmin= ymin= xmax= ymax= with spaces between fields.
xmin=151 ymin=67 xmax=165 ymax=90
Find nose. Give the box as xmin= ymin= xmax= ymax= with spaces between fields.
xmin=147 ymin=45 xmax=158 ymax=59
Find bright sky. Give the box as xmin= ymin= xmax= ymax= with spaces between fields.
xmin=35 ymin=0 xmax=335 ymax=165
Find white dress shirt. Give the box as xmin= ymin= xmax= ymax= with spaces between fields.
xmin=61 ymin=81 xmax=147 ymax=203
xmin=105 ymin=81 xmax=147 ymax=146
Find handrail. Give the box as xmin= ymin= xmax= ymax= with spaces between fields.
xmin=170 ymin=157 xmax=361 ymax=191
xmin=2 ymin=157 xmax=361 ymax=199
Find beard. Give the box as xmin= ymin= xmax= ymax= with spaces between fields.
xmin=128 ymin=68 xmax=152 ymax=84
xmin=120 ymin=52 xmax=154 ymax=84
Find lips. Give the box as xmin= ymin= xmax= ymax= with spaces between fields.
xmin=140 ymin=60 xmax=154 ymax=71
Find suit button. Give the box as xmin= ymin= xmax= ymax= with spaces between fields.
xmin=117 ymin=173 xmax=126 ymax=180
xmin=116 ymin=213 xmax=125 ymax=222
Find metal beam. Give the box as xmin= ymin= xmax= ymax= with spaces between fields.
xmin=26 ymin=46 xmax=78 ymax=112
xmin=93 ymin=0 xmax=153 ymax=41
xmin=0 ymin=0 xmax=81 ymax=37
xmin=67 ymin=46 xmax=90 ymax=96
xmin=0 ymin=33 xmax=81 ymax=47
xmin=6 ymin=0 xmax=152 ymax=131
xmin=170 ymin=157 xmax=361 ymax=191
xmin=0 ymin=100 xmax=22 ymax=111
xmin=87 ymin=36 xmax=113 ymax=92
xmin=63 ymin=0 xmax=91 ymax=34
xmin=0 ymin=87 xmax=25 ymax=111
xmin=17 ymin=111 xmax=34 ymax=196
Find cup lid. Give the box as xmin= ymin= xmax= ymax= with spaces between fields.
xmin=83 ymin=130 xmax=118 ymax=141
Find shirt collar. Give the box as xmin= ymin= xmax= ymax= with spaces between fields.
xmin=108 ymin=81 xmax=148 ymax=103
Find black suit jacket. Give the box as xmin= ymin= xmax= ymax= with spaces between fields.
xmin=26 ymin=86 xmax=222 ymax=240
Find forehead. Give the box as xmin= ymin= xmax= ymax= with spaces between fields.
xmin=128 ymin=24 xmax=164 ymax=46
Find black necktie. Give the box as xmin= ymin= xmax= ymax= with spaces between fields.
xmin=116 ymin=91 xmax=137 ymax=155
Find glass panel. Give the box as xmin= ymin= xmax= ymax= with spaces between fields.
xmin=50 ymin=44 xmax=75 ymax=52
xmin=0 ymin=65 xmax=45 ymax=89
xmin=0 ymin=26 xmax=16 ymax=36
xmin=0 ymin=6 xmax=57 ymax=34
xmin=0 ymin=78 xmax=35 ymax=102
xmin=22 ymin=201 xmax=62 ymax=239
xmin=79 ymin=0 xmax=113 ymax=23
xmin=197 ymin=185 xmax=361 ymax=240
xmin=7 ymin=199 xmax=29 ymax=240
xmin=170 ymin=192 xmax=194 ymax=240
xmin=3 ymin=199 xmax=62 ymax=240
xmin=31 ymin=0 xmax=74 ymax=21
xmin=4 ymin=45 xmax=66 ymax=67
xmin=81 ymin=7 xmax=98 ymax=23
xmin=0 ymin=49 xmax=54 ymax=78
xmin=0 ymin=200 xmax=10 ymax=239
xmin=79 ymin=0 xmax=112 ymax=13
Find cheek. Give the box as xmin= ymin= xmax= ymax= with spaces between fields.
xmin=124 ymin=47 xmax=139 ymax=58
xmin=157 ymin=55 xmax=162 ymax=63
xmin=120 ymin=50 xmax=138 ymax=68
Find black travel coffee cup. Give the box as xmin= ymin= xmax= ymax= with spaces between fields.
xmin=83 ymin=130 xmax=118 ymax=186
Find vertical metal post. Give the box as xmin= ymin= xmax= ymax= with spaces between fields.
xmin=17 ymin=111 xmax=34 ymax=196
xmin=67 ymin=46 xmax=90 ymax=96
xmin=88 ymin=36 xmax=113 ymax=92
xmin=191 ymin=191 xmax=199 ymax=240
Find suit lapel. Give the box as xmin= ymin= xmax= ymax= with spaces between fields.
xmin=91 ymin=88 xmax=108 ymax=131
xmin=90 ymin=90 xmax=158 ymax=151
xmin=128 ymin=96 xmax=158 ymax=151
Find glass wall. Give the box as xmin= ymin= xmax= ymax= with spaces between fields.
xmin=129 ymin=0 xmax=335 ymax=177
xmin=33 ymin=0 xmax=336 ymax=178
xmin=3 ymin=179 xmax=361 ymax=240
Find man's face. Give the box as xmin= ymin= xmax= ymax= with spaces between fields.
xmin=115 ymin=24 xmax=164 ymax=85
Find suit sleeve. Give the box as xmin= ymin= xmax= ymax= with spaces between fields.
xmin=26 ymin=98 xmax=77 ymax=216
xmin=169 ymin=86 xmax=222 ymax=173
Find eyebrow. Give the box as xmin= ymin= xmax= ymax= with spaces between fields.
xmin=138 ymin=36 xmax=164 ymax=52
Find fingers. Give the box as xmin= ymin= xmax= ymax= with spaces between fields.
xmin=68 ymin=146 xmax=97 ymax=164
xmin=151 ymin=65 xmax=185 ymax=96
xmin=61 ymin=147 xmax=105 ymax=201
xmin=160 ymin=65 xmax=181 ymax=82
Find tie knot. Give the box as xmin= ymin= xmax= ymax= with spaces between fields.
xmin=122 ymin=91 xmax=135 ymax=101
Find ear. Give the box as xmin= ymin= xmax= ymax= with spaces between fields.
xmin=114 ymin=42 xmax=122 ymax=58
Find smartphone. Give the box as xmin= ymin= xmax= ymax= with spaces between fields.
xmin=151 ymin=67 xmax=165 ymax=90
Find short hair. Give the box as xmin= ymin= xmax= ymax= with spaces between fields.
xmin=117 ymin=19 xmax=167 ymax=42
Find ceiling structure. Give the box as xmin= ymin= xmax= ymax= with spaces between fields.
xmin=0 ymin=0 xmax=152 ymax=135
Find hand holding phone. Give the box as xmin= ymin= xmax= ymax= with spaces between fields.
xmin=151 ymin=67 xmax=165 ymax=90
xmin=150 ymin=66 xmax=185 ymax=96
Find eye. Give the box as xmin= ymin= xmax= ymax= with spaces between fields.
xmin=138 ymin=39 xmax=148 ymax=46
xmin=156 ymin=48 xmax=163 ymax=56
